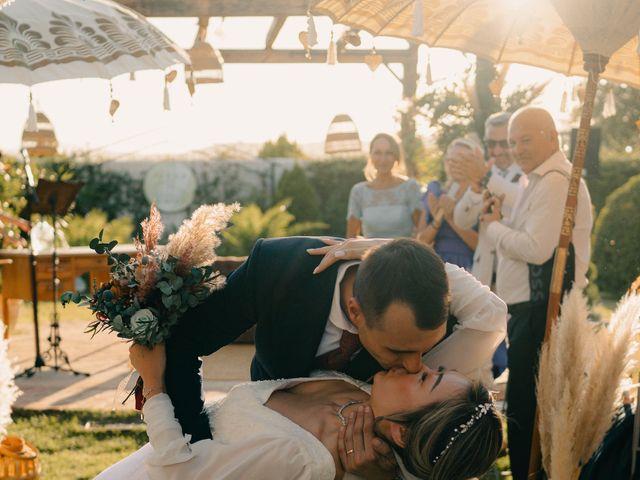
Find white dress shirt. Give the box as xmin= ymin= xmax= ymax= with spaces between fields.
xmin=453 ymin=163 xmax=523 ymax=287
xmin=316 ymin=260 xmax=507 ymax=377
xmin=486 ymin=150 xmax=593 ymax=305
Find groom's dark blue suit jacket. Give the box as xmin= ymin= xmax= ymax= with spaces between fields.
xmin=165 ymin=236 xmax=383 ymax=442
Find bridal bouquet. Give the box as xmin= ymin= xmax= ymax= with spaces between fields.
xmin=61 ymin=203 xmax=239 ymax=347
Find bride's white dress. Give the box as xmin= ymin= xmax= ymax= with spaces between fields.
xmin=96 ymin=374 xmax=371 ymax=480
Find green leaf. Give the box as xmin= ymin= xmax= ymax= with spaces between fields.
xmin=89 ymin=238 xmax=100 ymax=250
xmin=95 ymin=245 xmax=105 ymax=255
xmin=60 ymin=291 xmax=73 ymax=305
xmin=98 ymin=229 xmax=104 ymax=241
xmin=170 ymin=276 xmax=183 ymax=290
xmin=107 ymin=240 xmax=118 ymax=251
xmin=157 ymin=281 xmax=172 ymax=295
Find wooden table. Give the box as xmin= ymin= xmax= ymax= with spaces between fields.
xmin=0 ymin=247 xmax=245 ymax=338
xmin=0 ymin=246 xmax=136 ymax=336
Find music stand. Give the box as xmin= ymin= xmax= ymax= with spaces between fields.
xmin=18 ymin=178 xmax=88 ymax=377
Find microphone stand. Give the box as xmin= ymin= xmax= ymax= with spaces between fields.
xmin=16 ymin=150 xmax=45 ymax=377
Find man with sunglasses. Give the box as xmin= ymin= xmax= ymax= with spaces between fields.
xmin=450 ymin=112 xmax=523 ymax=381
xmin=451 ymin=112 xmax=524 ymax=285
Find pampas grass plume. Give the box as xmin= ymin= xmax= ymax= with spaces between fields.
xmin=166 ymin=203 xmax=240 ymax=275
xmin=0 ymin=323 xmax=21 ymax=439
xmin=538 ymin=289 xmax=640 ymax=479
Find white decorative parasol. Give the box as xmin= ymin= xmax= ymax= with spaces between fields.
xmin=313 ymin=0 xmax=640 ymax=87
xmin=0 ymin=0 xmax=190 ymax=86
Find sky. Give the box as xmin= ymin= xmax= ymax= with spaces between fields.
xmin=0 ymin=15 xmax=578 ymax=158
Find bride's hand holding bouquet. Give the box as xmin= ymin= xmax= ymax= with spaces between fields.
xmin=62 ymin=202 xmax=239 ymax=407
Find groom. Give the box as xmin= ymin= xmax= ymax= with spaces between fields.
xmin=166 ymin=237 xmax=506 ymax=444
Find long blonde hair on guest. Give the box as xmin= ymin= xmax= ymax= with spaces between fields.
xmin=376 ymin=382 xmax=503 ymax=480
xmin=364 ymin=133 xmax=407 ymax=181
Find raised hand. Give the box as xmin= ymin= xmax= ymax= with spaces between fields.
xmin=448 ymin=145 xmax=487 ymax=185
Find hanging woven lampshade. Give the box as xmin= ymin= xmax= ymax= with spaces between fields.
xmin=187 ymin=17 xmax=224 ymax=85
xmin=324 ymin=114 xmax=362 ymax=155
xmin=21 ymin=112 xmax=58 ymax=157
xmin=0 ymin=436 xmax=41 ymax=479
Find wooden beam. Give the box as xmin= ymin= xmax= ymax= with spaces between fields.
xmin=118 ymin=0 xmax=309 ymax=17
xmin=265 ymin=16 xmax=287 ymax=50
xmin=219 ymin=49 xmax=412 ymax=64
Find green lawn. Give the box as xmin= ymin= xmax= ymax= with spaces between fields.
xmin=6 ymin=407 xmax=511 ymax=480
xmin=7 ymin=409 xmax=146 ymax=480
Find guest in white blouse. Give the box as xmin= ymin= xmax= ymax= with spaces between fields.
xmin=96 ymin=343 xmax=503 ymax=480
xmin=346 ymin=133 xmax=423 ymax=239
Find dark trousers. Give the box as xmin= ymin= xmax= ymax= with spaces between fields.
xmin=506 ymin=301 xmax=547 ymax=480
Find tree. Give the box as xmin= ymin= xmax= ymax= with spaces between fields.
xmin=258 ymin=134 xmax=306 ymax=159
xmin=217 ymin=201 xmax=327 ymax=256
xmin=590 ymin=84 xmax=640 ymax=158
xmin=414 ymin=62 xmax=547 ymax=154
xmin=274 ymin=165 xmax=322 ymax=224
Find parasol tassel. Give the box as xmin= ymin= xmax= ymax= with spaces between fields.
xmin=425 ymin=53 xmax=433 ymax=85
xmin=560 ymin=90 xmax=568 ymax=113
xmin=108 ymin=81 xmax=119 ymax=121
xmin=602 ymin=89 xmax=616 ymax=118
xmin=163 ymin=80 xmax=171 ymax=111
xmin=327 ymin=32 xmax=337 ymax=65
xmin=26 ymin=90 xmax=38 ymax=132
xmin=307 ymin=9 xmax=318 ymax=47
xmin=411 ymin=0 xmax=424 ymax=37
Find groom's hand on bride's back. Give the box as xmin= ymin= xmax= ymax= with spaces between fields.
xmin=338 ymin=405 xmax=397 ymax=480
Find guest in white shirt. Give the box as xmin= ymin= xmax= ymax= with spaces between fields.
xmin=451 ymin=112 xmax=523 ymax=379
xmin=480 ymin=107 xmax=593 ymax=480
xmin=452 ymin=112 xmax=523 ymax=287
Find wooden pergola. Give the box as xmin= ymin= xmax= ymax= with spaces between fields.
xmin=119 ymin=0 xmax=419 ymax=97
xmin=118 ymin=0 xmax=420 ymax=172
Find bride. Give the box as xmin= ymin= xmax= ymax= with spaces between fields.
xmin=96 ymin=343 xmax=503 ymax=480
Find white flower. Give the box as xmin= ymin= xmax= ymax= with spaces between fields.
xmin=130 ymin=309 xmax=156 ymax=333
xmin=0 ymin=323 xmax=21 ymax=439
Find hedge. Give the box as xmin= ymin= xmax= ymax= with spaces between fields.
xmin=592 ymin=174 xmax=640 ymax=296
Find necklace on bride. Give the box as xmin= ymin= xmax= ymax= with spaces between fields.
xmin=335 ymin=399 xmax=365 ymax=426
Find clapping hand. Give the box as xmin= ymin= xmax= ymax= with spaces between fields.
xmin=438 ymin=195 xmax=457 ymax=222
xmin=448 ymin=145 xmax=488 ymax=186
xmin=480 ymin=192 xmax=504 ymax=225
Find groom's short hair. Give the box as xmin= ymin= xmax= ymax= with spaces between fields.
xmin=353 ymin=239 xmax=450 ymax=330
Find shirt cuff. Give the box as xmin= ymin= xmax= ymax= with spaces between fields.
xmin=486 ymin=221 xmax=510 ymax=244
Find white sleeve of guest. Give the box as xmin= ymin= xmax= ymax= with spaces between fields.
xmin=486 ymin=174 xmax=521 ymax=209
xmin=486 ymin=174 xmax=567 ymax=266
xmin=453 ymin=187 xmax=482 ymax=230
xmin=142 ymin=394 xmax=323 ymax=480
xmin=422 ymin=263 xmax=507 ymax=376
